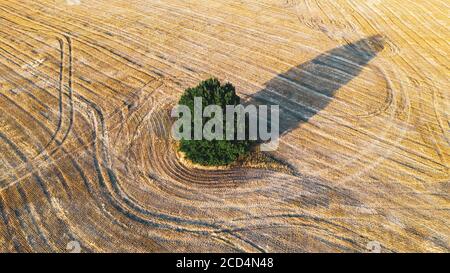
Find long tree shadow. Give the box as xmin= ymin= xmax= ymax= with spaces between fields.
xmin=247 ymin=35 xmax=385 ymax=137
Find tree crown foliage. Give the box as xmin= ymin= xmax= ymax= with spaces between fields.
xmin=178 ymin=78 xmax=252 ymax=166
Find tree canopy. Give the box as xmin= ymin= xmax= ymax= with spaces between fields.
xmin=177 ymin=78 xmax=253 ymax=166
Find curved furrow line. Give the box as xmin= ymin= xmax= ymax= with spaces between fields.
xmin=0 ymin=23 xmax=75 ymax=160
xmin=0 ymin=30 xmax=75 ymax=162
xmin=36 ymin=36 xmax=74 ymax=160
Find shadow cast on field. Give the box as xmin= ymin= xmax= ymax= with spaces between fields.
xmin=247 ymin=35 xmax=385 ymax=137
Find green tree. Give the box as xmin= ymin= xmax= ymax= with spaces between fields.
xmin=177 ymin=78 xmax=253 ymax=166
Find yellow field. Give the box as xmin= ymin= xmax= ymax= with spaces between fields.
xmin=0 ymin=0 xmax=448 ymax=252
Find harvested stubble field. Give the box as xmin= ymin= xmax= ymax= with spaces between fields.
xmin=0 ymin=0 xmax=448 ymax=252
